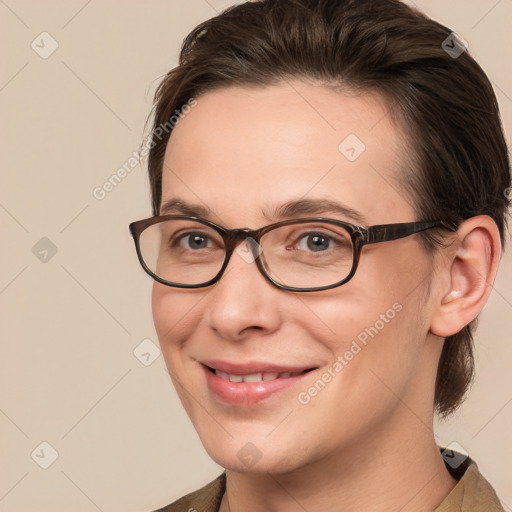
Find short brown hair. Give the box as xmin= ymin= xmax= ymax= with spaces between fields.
xmin=146 ymin=0 xmax=510 ymax=417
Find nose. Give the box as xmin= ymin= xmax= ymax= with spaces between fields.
xmin=205 ymin=237 xmax=282 ymax=340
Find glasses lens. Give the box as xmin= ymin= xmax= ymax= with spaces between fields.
xmin=260 ymin=221 xmax=354 ymax=288
xmin=139 ymin=219 xmax=225 ymax=285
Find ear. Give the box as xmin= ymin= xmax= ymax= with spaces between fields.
xmin=430 ymin=215 xmax=502 ymax=338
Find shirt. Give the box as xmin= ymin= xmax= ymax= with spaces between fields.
xmin=154 ymin=451 xmax=505 ymax=512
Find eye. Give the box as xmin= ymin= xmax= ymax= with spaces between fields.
xmin=269 ymin=223 xmax=353 ymax=259
xmin=296 ymin=232 xmax=333 ymax=252
xmin=173 ymin=231 xmax=215 ymax=250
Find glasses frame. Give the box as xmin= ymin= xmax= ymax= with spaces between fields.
xmin=129 ymin=215 xmax=457 ymax=292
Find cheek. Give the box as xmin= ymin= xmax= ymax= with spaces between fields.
xmin=295 ymin=250 xmax=431 ymax=392
xmin=297 ymin=291 xmax=408 ymax=374
xmin=151 ymin=284 xmax=206 ymax=412
xmin=151 ymin=283 xmax=203 ymax=357
xmin=290 ymin=296 xmax=422 ymax=442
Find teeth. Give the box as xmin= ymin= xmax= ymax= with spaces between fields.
xmin=216 ymin=370 xmax=230 ymax=381
xmin=214 ymin=369 xmax=305 ymax=382
xmin=243 ymin=373 xmax=263 ymax=382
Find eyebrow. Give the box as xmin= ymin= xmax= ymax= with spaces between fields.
xmin=160 ymin=197 xmax=367 ymax=225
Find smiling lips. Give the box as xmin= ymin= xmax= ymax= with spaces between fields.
xmin=200 ymin=360 xmax=316 ymax=405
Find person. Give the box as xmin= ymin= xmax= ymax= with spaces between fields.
xmin=129 ymin=0 xmax=510 ymax=510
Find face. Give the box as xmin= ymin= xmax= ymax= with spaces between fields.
xmin=152 ymin=82 xmax=442 ymax=474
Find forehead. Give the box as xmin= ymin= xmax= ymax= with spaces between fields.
xmin=161 ymin=82 xmax=413 ymax=227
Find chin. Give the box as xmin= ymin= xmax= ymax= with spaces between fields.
xmin=202 ymin=436 xmax=306 ymax=476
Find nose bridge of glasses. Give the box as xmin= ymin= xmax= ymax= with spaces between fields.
xmin=221 ymin=229 xmax=262 ymax=264
xmin=223 ymin=228 xmax=259 ymax=250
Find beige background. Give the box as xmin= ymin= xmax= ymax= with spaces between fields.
xmin=0 ymin=1 xmax=510 ymax=511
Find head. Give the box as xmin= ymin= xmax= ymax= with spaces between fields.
xmin=139 ymin=0 xmax=510 ymax=473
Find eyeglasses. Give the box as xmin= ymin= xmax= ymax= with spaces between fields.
xmin=129 ymin=215 xmax=457 ymax=292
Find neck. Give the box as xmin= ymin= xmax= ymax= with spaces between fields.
xmin=219 ymin=414 xmax=458 ymax=512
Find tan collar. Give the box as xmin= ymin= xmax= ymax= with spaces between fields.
xmin=158 ymin=453 xmax=504 ymax=511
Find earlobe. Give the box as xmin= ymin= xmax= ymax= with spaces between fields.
xmin=430 ymin=216 xmax=501 ymax=337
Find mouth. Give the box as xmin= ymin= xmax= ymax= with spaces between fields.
xmin=203 ymin=365 xmax=315 ymax=383
xmin=199 ymin=360 xmax=318 ymax=406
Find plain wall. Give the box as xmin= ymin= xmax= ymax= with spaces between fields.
xmin=0 ymin=1 xmax=510 ymax=510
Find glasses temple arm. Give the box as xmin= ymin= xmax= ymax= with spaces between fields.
xmin=366 ymin=220 xmax=458 ymax=244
